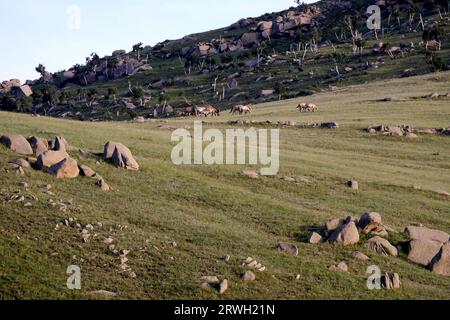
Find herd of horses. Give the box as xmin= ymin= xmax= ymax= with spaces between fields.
xmin=177 ymin=103 xmax=318 ymax=117
xmin=179 ymin=104 xmax=253 ymax=117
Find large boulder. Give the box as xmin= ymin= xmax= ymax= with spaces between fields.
xmin=367 ymin=236 xmax=398 ymax=256
xmin=408 ymin=239 xmax=444 ymax=267
xmin=36 ymin=150 xmax=70 ymax=169
xmin=28 ymin=136 xmax=48 ymax=155
xmin=48 ymin=158 xmax=79 ymax=179
xmin=104 ymin=142 xmax=139 ymax=171
xmin=430 ymin=243 xmax=450 ymax=276
xmin=328 ymin=222 xmax=360 ymax=246
xmin=0 ymin=135 xmax=33 ymax=155
xmin=405 ymin=226 xmax=449 ymax=243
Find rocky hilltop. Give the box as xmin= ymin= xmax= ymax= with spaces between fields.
xmin=1 ymin=0 xmax=449 ymax=120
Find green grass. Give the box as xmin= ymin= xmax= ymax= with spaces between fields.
xmin=1 ymin=72 xmax=450 ymax=300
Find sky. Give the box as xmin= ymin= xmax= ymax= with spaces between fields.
xmin=0 ymin=0 xmax=313 ymax=82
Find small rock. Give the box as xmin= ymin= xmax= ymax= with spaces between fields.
xmin=18 ymin=182 xmax=29 ymax=188
xmin=16 ymin=166 xmax=25 ymax=175
xmin=103 ymin=237 xmax=114 ymax=245
xmin=307 ymin=232 xmax=323 ymax=244
xmin=281 ymin=176 xmax=296 ymax=182
xmin=79 ymin=164 xmax=96 ymax=177
xmin=435 ymin=190 xmax=450 ymax=197
xmin=201 ymin=276 xmax=220 ymax=284
xmin=276 ymin=242 xmax=299 ymax=256
xmin=330 ymin=261 xmax=348 ymax=272
xmin=120 ymin=256 xmax=129 ymax=265
xmin=391 ymin=273 xmax=401 ymax=289
xmin=352 ymin=251 xmax=370 ymax=261
xmin=223 ymin=255 xmax=231 ymax=262
xmin=346 ymin=180 xmax=359 ymax=190
xmin=242 ymin=170 xmax=259 ymax=179
xmin=201 ymin=282 xmax=212 ymax=290
xmin=242 ymin=271 xmax=256 ymax=281
xmin=96 ymin=177 xmax=110 ymax=192
xmin=383 ymin=273 xmax=401 ymax=289
xmin=218 ymin=279 xmax=228 ymax=294
xmin=88 ymin=290 xmax=117 ymax=297
xmin=367 ymin=236 xmax=398 ymax=256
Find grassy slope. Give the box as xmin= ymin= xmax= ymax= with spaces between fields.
xmin=0 ymin=72 xmax=449 ymax=300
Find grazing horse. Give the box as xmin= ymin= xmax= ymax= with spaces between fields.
xmin=203 ymin=105 xmax=220 ymax=117
xmin=194 ymin=106 xmax=207 ymax=116
xmin=297 ymin=103 xmax=318 ymax=113
xmin=239 ymin=105 xmax=252 ymax=115
xmin=230 ymin=105 xmax=242 ymax=114
xmin=180 ymin=106 xmax=196 ymax=116
xmin=231 ymin=105 xmax=252 ymax=115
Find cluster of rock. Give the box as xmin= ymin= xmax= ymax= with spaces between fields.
xmin=1 ymin=79 xmax=21 ymax=92
xmin=241 ymin=256 xmax=267 ymax=272
xmin=1 ymin=134 xmax=140 ymax=191
xmin=201 ymin=276 xmax=229 ymax=295
xmin=367 ymin=124 xmax=418 ymax=138
xmin=180 ymin=39 xmax=244 ymax=58
xmin=368 ymin=124 xmax=450 ymax=137
xmin=238 ymin=8 xmax=319 ymax=47
xmin=200 ymin=255 xmax=266 ymax=295
xmin=308 ymin=212 xmax=449 ymax=276
xmin=225 ymin=120 xmax=339 ymax=129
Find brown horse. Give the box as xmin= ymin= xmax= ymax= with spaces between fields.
xmin=202 ymin=105 xmax=220 ymax=117
xmin=297 ymin=103 xmax=318 ymax=113
xmin=230 ymin=105 xmax=252 ymax=115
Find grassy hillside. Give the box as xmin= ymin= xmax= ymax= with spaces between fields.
xmin=0 ymin=71 xmax=449 ymax=299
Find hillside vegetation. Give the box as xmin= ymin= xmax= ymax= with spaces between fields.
xmin=1 ymin=72 xmax=449 ymax=299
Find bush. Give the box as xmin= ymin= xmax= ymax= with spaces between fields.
xmin=426 ymin=52 xmax=449 ymax=71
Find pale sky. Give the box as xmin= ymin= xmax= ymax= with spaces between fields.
xmin=0 ymin=0 xmax=314 ymax=82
